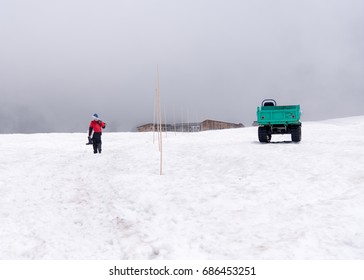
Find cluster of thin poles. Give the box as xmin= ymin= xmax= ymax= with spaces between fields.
xmin=154 ymin=65 xmax=163 ymax=175
xmin=153 ymin=66 xmax=196 ymax=174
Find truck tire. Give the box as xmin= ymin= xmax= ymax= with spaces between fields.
xmin=291 ymin=126 xmax=301 ymax=142
xmin=258 ymin=126 xmax=270 ymax=143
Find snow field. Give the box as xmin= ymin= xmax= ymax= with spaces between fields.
xmin=0 ymin=116 xmax=363 ymax=259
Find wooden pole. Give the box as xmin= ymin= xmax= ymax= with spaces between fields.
xmin=157 ymin=65 xmax=163 ymax=175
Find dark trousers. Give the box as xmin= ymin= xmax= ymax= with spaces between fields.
xmin=92 ymin=133 xmax=102 ymax=153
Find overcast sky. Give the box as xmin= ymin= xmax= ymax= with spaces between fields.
xmin=1 ymin=0 xmax=364 ymax=133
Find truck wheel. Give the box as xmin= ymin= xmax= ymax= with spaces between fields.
xmin=291 ymin=126 xmax=301 ymax=142
xmin=258 ymin=127 xmax=270 ymax=143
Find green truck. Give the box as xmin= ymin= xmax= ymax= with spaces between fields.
xmin=256 ymin=99 xmax=302 ymax=143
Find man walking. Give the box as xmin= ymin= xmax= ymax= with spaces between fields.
xmin=88 ymin=113 xmax=106 ymax=154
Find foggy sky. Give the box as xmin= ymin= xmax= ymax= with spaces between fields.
xmin=1 ymin=0 xmax=364 ymax=133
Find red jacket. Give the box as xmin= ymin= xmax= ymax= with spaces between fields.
xmin=89 ymin=120 xmax=106 ymax=135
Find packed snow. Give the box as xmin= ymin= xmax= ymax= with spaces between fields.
xmin=1 ymin=116 xmax=363 ymax=260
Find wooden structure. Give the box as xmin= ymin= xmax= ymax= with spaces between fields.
xmin=137 ymin=120 xmax=244 ymax=132
xmin=200 ymin=120 xmax=244 ymax=131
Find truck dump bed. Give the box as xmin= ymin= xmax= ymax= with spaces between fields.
xmin=257 ymin=105 xmax=301 ymax=125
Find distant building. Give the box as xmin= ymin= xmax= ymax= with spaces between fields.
xmin=137 ymin=120 xmax=244 ymax=132
xmin=200 ymin=120 xmax=244 ymax=131
xmin=136 ymin=123 xmax=154 ymax=132
xmin=136 ymin=123 xmax=172 ymax=132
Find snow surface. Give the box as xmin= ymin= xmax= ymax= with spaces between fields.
xmin=1 ymin=117 xmax=364 ymax=260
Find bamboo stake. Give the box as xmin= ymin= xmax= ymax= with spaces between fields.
xmin=156 ymin=82 xmax=161 ymax=151
xmin=157 ymin=65 xmax=163 ymax=175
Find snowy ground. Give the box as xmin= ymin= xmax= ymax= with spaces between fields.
xmin=0 ymin=116 xmax=363 ymax=260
